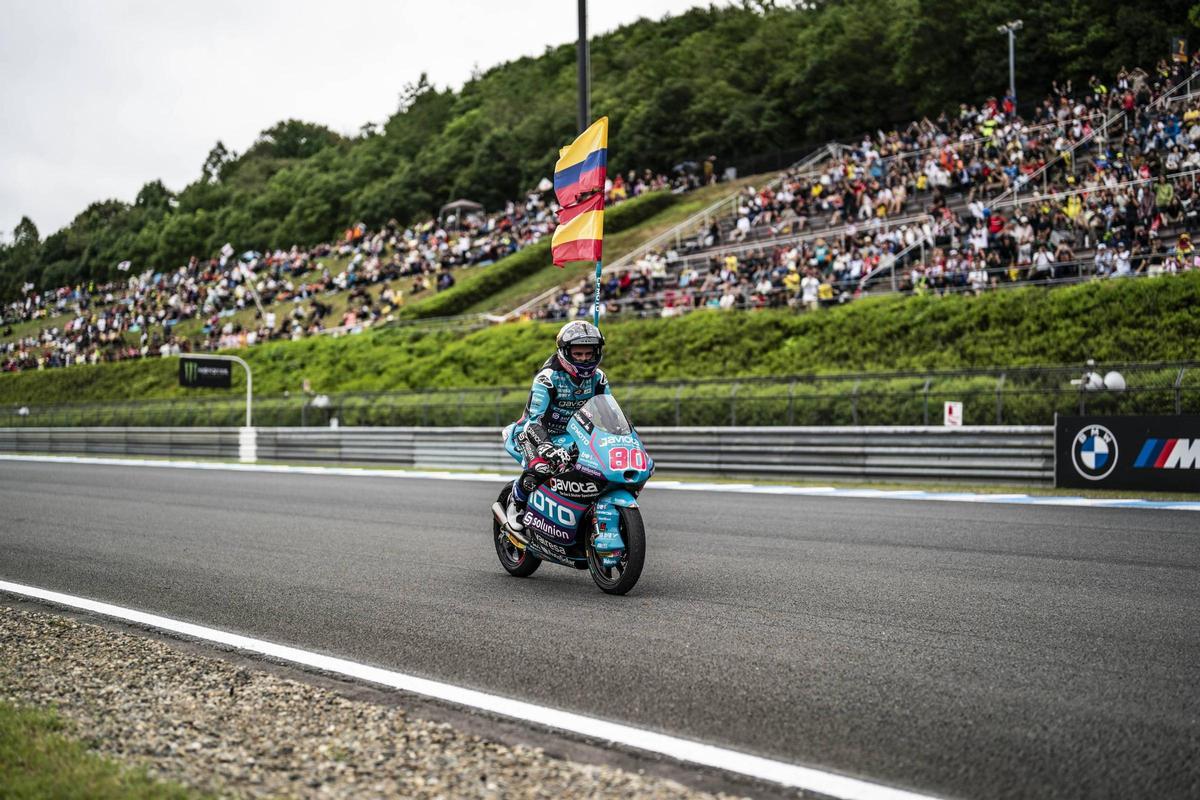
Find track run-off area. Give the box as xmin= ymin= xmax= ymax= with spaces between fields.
xmin=2 ymin=457 xmax=1198 ymax=799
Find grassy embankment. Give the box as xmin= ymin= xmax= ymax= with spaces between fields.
xmin=3 ymin=269 xmax=1198 ymax=426
xmin=0 ymin=701 xmax=205 ymax=799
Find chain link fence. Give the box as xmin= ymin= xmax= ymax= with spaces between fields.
xmin=4 ymin=362 xmax=1199 ymax=429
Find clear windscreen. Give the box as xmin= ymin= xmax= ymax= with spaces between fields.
xmin=576 ymin=394 xmax=632 ymax=435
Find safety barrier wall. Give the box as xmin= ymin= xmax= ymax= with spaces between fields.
xmin=0 ymin=425 xmax=1054 ymax=484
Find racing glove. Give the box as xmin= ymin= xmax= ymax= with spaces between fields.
xmin=536 ymin=442 xmax=572 ymax=473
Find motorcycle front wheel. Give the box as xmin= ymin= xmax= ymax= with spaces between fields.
xmin=493 ymin=484 xmax=541 ymax=577
xmin=586 ymin=505 xmax=645 ymax=595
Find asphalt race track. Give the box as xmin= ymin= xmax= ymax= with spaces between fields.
xmin=2 ymin=460 xmax=1198 ymax=799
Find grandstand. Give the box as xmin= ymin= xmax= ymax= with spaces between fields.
xmin=0 ymin=171 xmax=701 ymax=373
xmin=529 ymin=61 xmax=1200 ymax=320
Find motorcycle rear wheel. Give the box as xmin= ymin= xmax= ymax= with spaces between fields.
xmin=494 ymin=484 xmax=541 ymax=577
xmin=586 ymin=506 xmax=645 ymax=595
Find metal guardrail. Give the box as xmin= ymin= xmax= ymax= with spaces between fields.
xmin=0 ymin=425 xmax=1054 ymax=484
xmin=645 ymin=426 xmax=1053 ymax=482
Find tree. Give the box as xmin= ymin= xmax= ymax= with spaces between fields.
xmin=0 ymin=217 xmax=43 ymax=298
xmin=155 ymin=211 xmax=211 ymax=268
xmin=245 ymin=119 xmax=341 ymax=161
xmin=135 ymin=180 xmax=174 ymax=214
xmin=384 ymin=77 xmax=455 ymax=160
xmin=12 ymin=217 xmax=39 ymax=248
xmin=202 ymin=141 xmax=235 ymax=182
xmin=397 ymin=73 xmax=436 ymax=114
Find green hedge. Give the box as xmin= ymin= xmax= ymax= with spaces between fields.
xmin=397 ymin=241 xmax=549 ymax=320
xmin=10 ymin=371 xmax=1196 ymax=428
xmin=3 ymin=271 xmax=1199 ymax=411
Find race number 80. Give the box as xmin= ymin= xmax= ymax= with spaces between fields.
xmin=608 ymin=447 xmax=647 ymax=471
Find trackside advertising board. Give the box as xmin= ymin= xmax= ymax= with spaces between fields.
xmin=179 ymin=358 xmax=232 ymax=389
xmin=1055 ymin=415 xmax=1200 ymax=492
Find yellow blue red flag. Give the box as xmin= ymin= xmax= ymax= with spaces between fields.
xmin=554 ymin=117 xmax=608 ymax=207
xmin=552 ymin=192 xmax=604 ymax=266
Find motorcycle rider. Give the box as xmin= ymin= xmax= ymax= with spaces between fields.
xmin=505 ymin=320 xmax=609 ymax=532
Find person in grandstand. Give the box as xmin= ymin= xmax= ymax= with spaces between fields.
xmin=503 ymin=321 xmax=610 ymax=532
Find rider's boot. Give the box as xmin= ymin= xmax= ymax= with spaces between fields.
xmin=506 ymin=479 xmax=526 ymax=532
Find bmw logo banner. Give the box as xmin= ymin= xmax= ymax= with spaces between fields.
xmin=1055 ymin=415 xmax=1200 ymax=492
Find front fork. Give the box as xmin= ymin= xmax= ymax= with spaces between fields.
xmin=592 ymin=490 xmax=638 ymax=567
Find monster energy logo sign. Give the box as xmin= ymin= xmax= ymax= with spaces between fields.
xmin=179 ymin=358 xmax=232 ymax=388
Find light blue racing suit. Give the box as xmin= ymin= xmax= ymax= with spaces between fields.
xmin=503 ymin=354 xmax=611 ymax=497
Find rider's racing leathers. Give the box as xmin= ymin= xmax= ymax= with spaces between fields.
xmin=505 ymin=353 xmax=611 ymax=509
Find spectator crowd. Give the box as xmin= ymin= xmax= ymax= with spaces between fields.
xmin=2 ymin=167 xmax=705 ymax=372
xmin=536 ymin=57 xmax=1200 ymax=320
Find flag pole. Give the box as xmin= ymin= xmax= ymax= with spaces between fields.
xmin=592 ymin=259 xmax=602 ymax=327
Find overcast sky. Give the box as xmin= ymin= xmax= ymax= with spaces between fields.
xmin=0 ymin=0 xmax=714 ymax=241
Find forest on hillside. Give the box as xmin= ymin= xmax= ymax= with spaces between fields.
xmin=1 ymin=0 xmax=1195 ymax=300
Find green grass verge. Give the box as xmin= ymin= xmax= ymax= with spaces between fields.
xmin=0 ymin=700 xmax=206 ymax=799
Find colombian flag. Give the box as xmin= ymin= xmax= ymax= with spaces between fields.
xmin=554 ymin=117 xmax=608 ymax=207
xmin=552 ymin=192 xmax=604 ymax=266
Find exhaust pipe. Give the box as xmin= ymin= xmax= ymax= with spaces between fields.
xmin=491 ymin=502 xmax=529 ymax=547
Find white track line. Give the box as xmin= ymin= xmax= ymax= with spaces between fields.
xmin=0 ymin=454 xmax=512 ymax=483
xmin=2 ymin=453 xmax=1197 ymax=511
xmin=0 ymin=579 xmax=941 ymax=800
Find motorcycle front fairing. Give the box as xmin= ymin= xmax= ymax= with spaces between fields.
xmin=570 ymin=396 xmax=654 ymax=566
xmin=506 ymin=395 xmax=653 ymax=569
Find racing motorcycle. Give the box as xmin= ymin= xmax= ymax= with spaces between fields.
xmin=491 ymin=394 xmax=653 ymax=595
